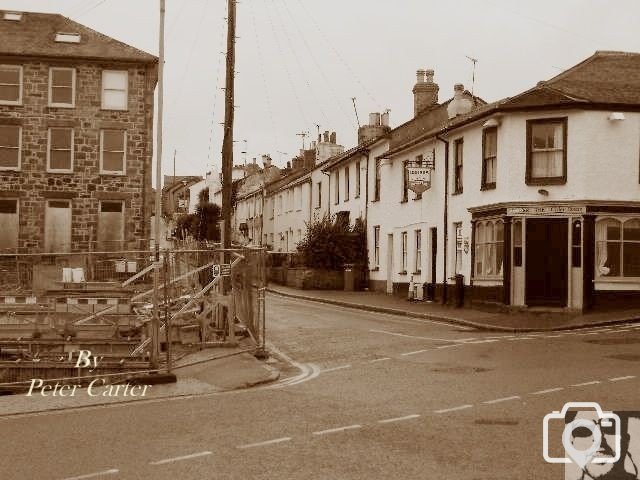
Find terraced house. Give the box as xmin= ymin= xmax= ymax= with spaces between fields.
xmin=0 ymin=10 xmax=157 ymax=253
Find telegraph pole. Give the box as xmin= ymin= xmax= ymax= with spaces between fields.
xmin=152 ymin=0 xmax=166 ymax=369
xmin=221 ymin=0 xmax=235 ymax=252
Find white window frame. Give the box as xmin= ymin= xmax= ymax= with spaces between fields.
xmin=355 ymin=161 xmax=361 ymax=198
xmin=474 ymin=219 xmax=504 ymax=279
xmin=100 ymin=130 xmax=127 ymax=175
xmin=344 ymin=166 xmax=350 ymax=202
xmin=46 ymin=127 xmax=74 ymax=173
xmin=401 ymin=231 xmax=408 ymax=273
xmin=101 ymin=70 xmax=128 ymax=111
xmin=596 ymin=216 xmax=640 ymax=280
xmin=48 ymin=67 xmax=76 ymax=108
xmin=0 ymin=124 xmax=22 ymax=171
xmin=0 ymin=64 xmax=23 ymax=105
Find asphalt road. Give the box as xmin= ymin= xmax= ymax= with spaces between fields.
xmin=1 ymin=293 xmax=640 ymax=480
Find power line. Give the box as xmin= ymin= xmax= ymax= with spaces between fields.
xmin=279 ymin=0 xmax=355 ymax=130
xmin=72 ymin=0 xmax=108 ymax=20
xmin=272 ymin=0 xmax=330 ymax=127
xmin=294 ymin=0 xmax=382 ymax=111
xmin=263 ymin=0 xmax=310 ymax=130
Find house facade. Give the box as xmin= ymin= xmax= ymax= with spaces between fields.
xmin=0 ymin=11 xmax=157 ymax=253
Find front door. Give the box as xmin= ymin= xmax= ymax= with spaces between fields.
xmin=525 ymin=218 xmax=568 ymax=307
xmin=45 ymin=200 xmax=72 ymax=253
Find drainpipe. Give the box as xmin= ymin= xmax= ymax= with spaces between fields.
xmin=436 ymin=134 xmax=449 ymax=305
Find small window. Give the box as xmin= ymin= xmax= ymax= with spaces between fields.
xmin=100 ymin=130 xmax=126 ymax=174
xmin=373 ymin=158 xmax=381 ymax=201
xmin=401 ymin=231 xmax=408 ymax=273
xmin=54 ymin=32 xmax=81 ymax=43
xmin=0 ymin=125 xmax=21 ymax=170
xmin=596 ymin=218 xmax=640 ymax=278
xmin=454 ymin=223 xmax=463 ymax=274
xmin=474 ymin=220 xmax=504 ymax=277
xmin=98 ymin=201 xmax=124 ymax=251
xmin=482 ymin=128 xmax=497 ymax=189
xmin=572 ymin=220 xmax=582 ymax=267
xmin=414 ymin=229 xmax=422 ymax=273
xmin=454 ymin=139 xmax=463 ymax=194
xmin=344 ymin=166 xmax=350 ymax=202
xmin=316 ymin=181 xmax=322 ymax=209
xmin=373 ymin=226 xmax=380 ymax=268
xmin=101 ymin=70 xmax=128 ymax=110
xmin=0 ymin=65 xmax=22 ymax=105
xmin=0 ymin=199 xmax=19 ymax=251
xmin=401 ymin=160 xmax=409 ymax=202
xmin=49 ymin=67 xmax=75 ymax=107
xmin=513 ymin=220 xmax=523 ymax=267
xmin=334 ymin=171 xmax=340 ymax=204
xmin=526 ymin=118 xmax=567 ymax=185
xmin=47 ymin=128 xmax=74 ymax=172
xmin=355 ymin=161 xmax=361 ymax=198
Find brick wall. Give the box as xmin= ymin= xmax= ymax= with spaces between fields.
xmin=0 ymin=58 xmax=157 ymax=252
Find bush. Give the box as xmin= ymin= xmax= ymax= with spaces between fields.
xmin=174 ymin=201 xmax=221 ymax=241
xmin=296 ymin=214 xmax=367 ymax=270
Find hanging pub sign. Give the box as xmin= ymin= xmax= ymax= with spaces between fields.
xmin=406 ymin=151 xmax=435 ymax=194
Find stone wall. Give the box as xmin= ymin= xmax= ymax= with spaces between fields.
xmin=0 ymin=58 xmax=157 ymax=252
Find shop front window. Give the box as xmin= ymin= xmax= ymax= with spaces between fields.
xmin=474 ymin=219 xmax=504 ymax=278
xmin=596 ymin=218 xmax=640 ymax=278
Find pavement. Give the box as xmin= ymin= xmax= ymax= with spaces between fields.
xmin=267 ymin=283 xmax=640 ymax=332
xmin=0 ymin=342 xmax=279 ymax=417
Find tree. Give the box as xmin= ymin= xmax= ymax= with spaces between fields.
xmin=296 ymin=214 xmax=367 ymax=270
xmin=174 ymin=188 xmax=221 ymax=241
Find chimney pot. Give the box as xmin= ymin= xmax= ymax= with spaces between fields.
xmin=454 ymin=83 xmax=464 ymax=92
xmin=425 ymin=69 xmax=434 ymax=83
xmin=330 ymin=131 xmax=336 ymax=144
xmin=323 ymin=131 xmax=330 ymax=142
xmin=416 ymin=69 xmax=426 ymax=83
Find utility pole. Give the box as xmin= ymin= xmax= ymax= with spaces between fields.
xmin=172 ymin=149 xmax=176 ymax=183
xmin=351 ymin=97 xmax=361 ymax=128
xmin=465 ymin=55 xmax=478 ymax=97
xmin=296 ymin=131 xmax=308 ymax=150
xmin=151 ymin=0 xmax=166 ymax=369
xmin=222 ymin=0 xmax=235 ymax=252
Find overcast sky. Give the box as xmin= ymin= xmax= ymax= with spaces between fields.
xmin=2 ymin=0 xmax=640 ymax=185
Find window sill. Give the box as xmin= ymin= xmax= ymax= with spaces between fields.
xmin=371 ymin=198 xmax=380 ymax=203
xmin=100 ymin=171 xmax=126 ymax=176
xmin=354 ymin=195 xmax=360 ymax=199
xmin=472 ymin=275 xmax=503 ymax=281
xmin=595 ymin=276 xmax=640 ymax=282
xmin=525 ymin=177 xmax=566 ymax=186
xmin=413 ymin=196 xmax=423 ymax=201
xmin=48 ymin=103 xmax=75 ymax=109
xmin=412 ymin=271 xmax=422 ymax=275
xmin=398 ymin=271 xmax=407 ymax=275
xmin=480 ymin=183 xmax=496 ymax=191
xmin=370 ymin=267 xmax=380 ymax=272
xmin=0 ymin=167 xmax=20 ymax=172
xmin=0 ymin=101 xmax=22 ymax=106
xmin=100 ymin=107 xmax=129 ymax=112
xmin=47 ymin=169 xmax=74 ymax=174
xmin=452 ymin=190 xmax=463 ymax=196
xmin=400 ymin=199 xmax=408 ymax=204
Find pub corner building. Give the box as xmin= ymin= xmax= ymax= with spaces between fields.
xmin=370 ymin=51 xmax=640 ymax=313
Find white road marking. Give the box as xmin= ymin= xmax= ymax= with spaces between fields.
xmin=544 ymin=335 xmax=564 ymax=338
xmin=369 ymin=329 xmax=475 ymax=343
xmin=149 ymin=451 xmax=212 ymax=465
xmin=378 ymin=414 xmax=421 ymax=424
xmin=401 ymin=349 xmax=430 ymax=356
xmin=482 ymin=395 xmax=521 ymax=405
xmin=436 ymin=344 xmax=462 ymax=349
xmin=320 ymin=364 xmax=352 ymax=373
xmin=237 ymin=437 xmax=292 ymax=449
xmin=463 ymin=339 xmax=499 ymax=344
xmin=369 ymin=357 xmax=391 ymax=363
xmin=609 ymin=375 xmax=636 ymax=382
xmin=62 ymin=470 xmax=119 ymax=480
xmin=507 ymin=337 xmax=533 ymax=341
xmin=530 ymin=387 xmax=564 ymax=395
xmin=571 ymin=381 xmax=601 ymax=387
xmin=434 ymin=404 xmax=473 ymax=414
xmin=313 ymin=424 xmax=362 ymax=435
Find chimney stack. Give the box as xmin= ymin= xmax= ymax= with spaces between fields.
xmin=413 ymin=68 xmax=439 ymax=117
xmin=330 ymin=131 xmax=336 ymax=144
xmin=323 ymin=131 xmax=330 ymax=143
xmin=357 ymin=111 xmax=391 ymax=144
xmin=447 ymin=83 xmax=473 ymax=119
xmin=261 ymin=154 xmax=271 ymax=169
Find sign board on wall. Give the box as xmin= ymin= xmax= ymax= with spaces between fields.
xmin=406 ymin=151 xmax=435 ymax=194
xmin=507 ymin=206 xmax=586 ymax=216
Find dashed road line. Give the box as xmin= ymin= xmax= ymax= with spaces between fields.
xmin=434 ymin=404 xmax=473 ymax=414
xmin=401 ymin=349 xmax=430 ymax=356
xmin=237 ymin=437 xmax=292 ymax=449
xmin=571 ymin=380 xmax=601 ymax=387
xmin=609 ymin=375 xmax=636 ymax=382
xmin=321 ymin=364 xmax=352 ymax=373
xmin=482 ymin=396 xmax=520 ymax=405
xmin=369 ymin=357 xmax=391 ymax=363
xmin=436 ymin=344 xmax=462 ymax=349
xmin=149 ymin=451 xmax=212 ymax=465
xmin=62 ymin=470 xmax=119 ymax=480
xmin=378 ymin=414 xmax=421 ymax=424
xmin=369 ymin=329 xmax=475 ymax=343
xmin=313 ymin=424 xmax=362 ymax=435
xmin=530 ymin=387 xmax=564 ymax=395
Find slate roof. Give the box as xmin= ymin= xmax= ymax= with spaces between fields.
xmin=0 ymin=10 xmax=157 ymax=63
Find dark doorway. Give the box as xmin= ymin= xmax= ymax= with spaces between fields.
xmin=525 ymin=218 xmax=568 ymax=307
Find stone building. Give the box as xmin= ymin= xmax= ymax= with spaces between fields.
xmin=0 ymin=11 xmax=157 ymax=253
